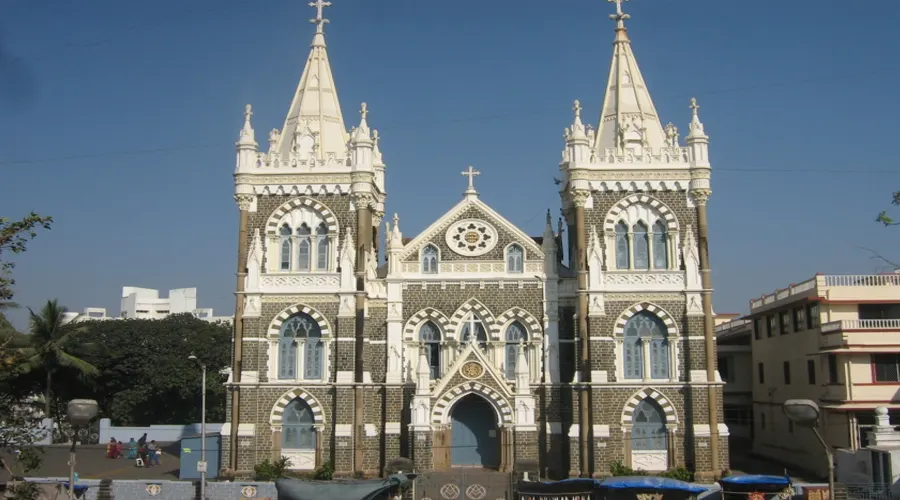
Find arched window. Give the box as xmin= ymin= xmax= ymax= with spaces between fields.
xmin=315 ymin=222 xmax=329 ymax=271
xmin=297 ymin=224 xmax=311 ymax=271
xmin=280 ymin=225 xmax=293 ymax=271
xmin=615 ymin=221 xmax=629 ymax=270
xmin=652 ymin=220 xmax=668 ymax=269
xmin=420 ymin=321 xmax=441 ymax=379
xmin=422 ymin=245 xmax=438 ymax=274
xmin=633 ymin=222 xmax=650 ymax=270
xmin=631 ymin=398 xmax=667 ymax=451
xmin=282 ymin=398 xmax=316 ymax=450
xmin=460 ymin=315 xmax=487 ymax=349
xmin=278 ymin=313 xmax=324 ymax=380
xmin=506 ymin=244 xmax=524 ymax=273
xmin=504 ymin=321 xmax=527 ymax=379
xmin=623 ymin=311 xmax=670 ymax=380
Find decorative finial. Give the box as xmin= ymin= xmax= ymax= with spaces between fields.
xmin=309 ymin=0 xmax=332 ymax=33
xmin=690 ymin=97 xmax=700 ymax=117
xmin=244 ymin=104 xmax=253 ymax=121
xmin=393 ymin=213 xmax=399 ymax=226
xmin=608 ymin=0 xmax=631 ymax=29
xmin=360 ymin=102 xmax=369 ymax=120
xmin=572 ymin=99 xmax=582 ymax=119
xmin=372 ymin=129 xmax=380 ymax=144
xmin=461 ymin=165 xmax=481 ymax=194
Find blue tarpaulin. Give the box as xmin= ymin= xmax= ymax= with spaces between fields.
xmin=598 ymin=476 xmax=710 ymax=494
xmin=719 ymin=476 xmax=791 ymax=486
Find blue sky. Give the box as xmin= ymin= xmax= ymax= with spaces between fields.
xmin=2 ymin=0 xmax=899 ymax=329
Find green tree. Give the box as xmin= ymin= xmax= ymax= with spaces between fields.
xmin=74 ymin=314 xmax=231 ymax=425
xmin=0 ymin=213 xmax=53 ymax=307
xmin=876 ymin=191 xmax=900 ymax=226
xmin=17 ymin=300 xmax=99 ymax=418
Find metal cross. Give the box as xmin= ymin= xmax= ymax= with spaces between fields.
xmin=309 ymin=0 xmax=332 ymax=32
xmin=461 ymin=165 xmax=481 ymax=191
xmin=608 ymin=0 xmax=631 ymax=26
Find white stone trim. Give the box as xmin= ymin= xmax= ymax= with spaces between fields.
xmin=418 ymin=243 xmax=442 ymax=274
xmin=447 ymin=299 xmax=497 ymax=341
xmin=621 ymin=387 xmax=679 ymax=424
xmin=494 ymin=307 xmax=542 ymax=339
xmin=268 ymin=304 xmax=332 ymax=337
xmin=334 ymin=424 xmax=352 ymax=437
xmin=593 ymin=424 xmax=611 ymax=438
xmin=432 ymin=382 xmax=513 ymax=425
xmin=269 ymin=389 xmax=325 ymax=426
xmin=219 ymin=423 xmax=256 ymax=437
xmin=265 ymin=196 xmax=339 ymax=235
xmin=693 ymin=423 xmax=730 ymax=438
xmin=385 ymin=422 xmax=401 ymax=435
xmin=613 ymin=302 xmax=679 ymax=336
xmin=403 ymin=307 xmax=451 ymax=341
xmin=603 ymin=194 xmax=679 ymax=233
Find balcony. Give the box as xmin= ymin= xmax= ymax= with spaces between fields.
xmin=751 ymin=273 xmax=900 ymax=311
xmin=820 ymin=319 xmax=900 ymax=350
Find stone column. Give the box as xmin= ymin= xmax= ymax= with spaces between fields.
xmin=572 ymin=189 xmax=592 ymax=477
xmin=353 ymin=192 xmax=374 ymax=474
xmin=271 ymin=428 xmax=282 ymax=462
xmin=230 ymin=193 xmax=253 ymax=472
xmin=692 ymin=188 xmax=720 ymax=474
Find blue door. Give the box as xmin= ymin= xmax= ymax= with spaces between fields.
xmin=450 ymin=394 xmax=499 ymax=468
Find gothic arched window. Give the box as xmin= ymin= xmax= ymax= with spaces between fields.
xmin=460 ymin=314 xmax=488 ymax=350
xmin=315 ymin=222 xmax=329 ymax=270
xmin=278 ymin=313 xmax=324 ymax=380
xmin=652 ymin=220 xmax=668 ymax=270
xmin=297 ymin=224 xmax=312 ymax=271
xmin=420 ymin=321 xmax=441 ymax=379
xmin=615 ymin=221 xmax=629 ymax=270
xmin=633 ymin=221 xmax=650 ymax=270
xmin=623 ymin=311 xmax=670 ymax=380
xmin=506 ymin=244 xmax=524 ymax=273
xmin=280 ymin=224 xmax=293 ymax=271
xmin=282 ymin=398 xmax=316 ymax=450
xmin=504 ymin=321 xmax=527 ymax=379
xmin=631 ymin=398 xmax=667 ymax=451
xmin=422 ymin=245 xmax=438 ymax=274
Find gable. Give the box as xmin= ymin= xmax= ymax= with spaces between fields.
xmin=399 ymin=199 xmax=544 ymax=263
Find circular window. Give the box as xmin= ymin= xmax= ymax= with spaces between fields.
xmin=445 ymin=219 xmax=498 ymax=257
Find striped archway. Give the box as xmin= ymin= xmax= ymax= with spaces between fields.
xmin=621 ymin=387 xmax=678 ymax=425
xmin=269 ymin=389 xmax=325 ymax=426
xmin=265 ymin=197 xmax=339 ymax=235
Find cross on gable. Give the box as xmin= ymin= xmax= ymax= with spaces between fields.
xmin=461 ymin=165 xmax=481 ymax=192
xmin=309 ymin=0 xmax=332 ymax=31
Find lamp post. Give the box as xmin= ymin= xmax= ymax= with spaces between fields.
xmin=189 ymin=355 xmax=207 ymax=500
xmin=782 ymin=399 xmax=834 ymax=498
xmin=66 ymin=399 xmax=98 ymax=500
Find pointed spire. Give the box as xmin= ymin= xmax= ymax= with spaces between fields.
xmin=391 ymin=213 xmax=403 ymax=246
xmin=593 ymin=0 xmax=666 ymax=154
xmin=589 ymin=225 xmax=602 ymax=260
xmin=340 ymin=226 xmax=355 ymax=267
xmin=687 ymin=97 xmax=707 ymax=139
xmin=567 ymin=100 xmax=587 ymax=142
xmin=273 ymin=0 xmax=348 ymax=161
xmin=351 ymin=102 xmax=373 ymax=144
xmin=515 ymin=343 xmax=530 ymax=394
xmin=238 ymin=104 xmax=257 ymax=147
xmin=416 ymin=351 xmax=431 ymax=395
xmin=372 ymin=129 xmax=385 ymax=167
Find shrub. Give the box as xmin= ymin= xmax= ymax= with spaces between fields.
xmin=609 ymin=461 xmax=695 ymax=482
xmin=253 ymin=456 xmax=291 ymax=481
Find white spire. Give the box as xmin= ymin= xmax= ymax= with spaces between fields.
xmin=687 ymin=97 xmax=707 ymax=139
xmin=593 ymin=0 xmax=666 ymax=155
xmin=272 ymin=0 xmax=348 ymax=161
xmin=237 ymin=104 xmax=256 ymax=147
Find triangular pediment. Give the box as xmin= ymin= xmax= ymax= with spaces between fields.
xmin=398 ymin=197 xmax=543 ymax=262
xmin=432 ymin=341 xmax=512 ymax=399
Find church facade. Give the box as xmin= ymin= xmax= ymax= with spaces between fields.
xmin=222 ymin=0 xmax=728 ymax=480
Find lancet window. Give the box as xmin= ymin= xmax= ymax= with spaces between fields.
xmin=623 ymin=311 xmax=670 ymax=380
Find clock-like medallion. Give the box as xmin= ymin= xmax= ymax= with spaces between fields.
xmin=460 ymin=361 xmax=484 ymax=380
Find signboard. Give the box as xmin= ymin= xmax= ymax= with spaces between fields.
xmin=197 ymin=460 xmax=207 ymax=473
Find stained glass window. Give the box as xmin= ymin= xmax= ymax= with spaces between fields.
xmin=615 ymin=222 xmax=629 ymax=269
xmin=652 ymin=220 xmax=668 ymax=269
xmin=631 ymin=398 xmax=667 ymax=451
xmin=460 ymin=315 xmax=487 ymax=349
xmin=623 ymin=311 xmax=670 ymax=380
xmin=280 ymin=224 xmax=292 ymax=271
xmin=282 ymin=398 xmax=316 ymax=450
xmin=279 ymin=313 xmax=323 ymax=380
xmin=297 ymin=224 xmax=311 ymax=271
xmin=420 ymin=321 xmax=441 ymax=379
xmin=315 ymin=223 xmax=329 ymax=270
xmin=422 ymin=245 xmax=438 ymax=274
xmin=505 ymin=321 xmax=527 ymax=379
xmin=507 ymin=244 xmax=524 ymax=273
xmin=633 ymin=222 xmax=649 ymax=270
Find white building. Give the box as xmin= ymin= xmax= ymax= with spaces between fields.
xmin=62 ymin=287 xmax=232 ymax=324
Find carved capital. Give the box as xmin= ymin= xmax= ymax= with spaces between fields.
xmin=690 ymin=189 xmax=712 ymax=206
xmin=234 ymin=194 xmax=255 ymax=211
xmin=372 ymin=210 xmax=385 ymax=227
xmin=351 ymin=193 xmax=376 ymax=210
xmin=571 ymin=190 xmax=591 ymax=208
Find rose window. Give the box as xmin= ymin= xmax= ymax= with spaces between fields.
xmin=445 ymin=219 xmax=498 ymax=257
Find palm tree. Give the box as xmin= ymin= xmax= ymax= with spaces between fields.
xmin=19 ymin=299 xmax=98 ymax=417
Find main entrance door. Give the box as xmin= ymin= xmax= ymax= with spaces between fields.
xmin=450 ymin=394 xmax=499 ymax=468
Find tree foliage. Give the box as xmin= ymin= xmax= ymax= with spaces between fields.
xmin=72 ymin=314 xmax=232 ymax=426
xmin=0 ymin=213 xmax=53 ymax=304
xmin=876 ymin=191 xmax=900 ymax=226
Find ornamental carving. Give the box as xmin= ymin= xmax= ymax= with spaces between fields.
xmin=604 ymin=273 xmax=684 ymax=285
xmin=690 ymin=189 xmax=712 ymax=206
xmin=234 ymin=194 xmax=255 ymax=210
xmin=261 ymin=274 xmax=340 ymax=289
xmin=235 ymin=174 xmax=352 ymax=184
xmin=445 ymin=219 xmax=498 ymax=257
xmin=460 ymin=361 xmax=484 ymax=380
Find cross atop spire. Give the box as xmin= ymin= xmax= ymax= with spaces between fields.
xmin=690 ymin=97 xmax=700 ymax=117
xmin=309 ymin=0 xmax=331 ymax=34
xmin=360 ymin=102 xmax=368 ymax=120
xmin=608 ymin=0 xmax=631 ymax=29
xmin=573 ymin=99 xmax=582 ymax=119
xmin=461 ymin=165 xmax=481 ymax=198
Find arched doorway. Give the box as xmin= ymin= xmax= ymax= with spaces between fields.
xmin=630 ymin=398 xmax=668 ymax=471
xmin=450 ymin=394 xmax=500 ymax=468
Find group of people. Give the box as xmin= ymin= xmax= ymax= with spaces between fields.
xmin=105 ymin=433 xmax=162 ymax=467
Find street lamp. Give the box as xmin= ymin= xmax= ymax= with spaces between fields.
xmin=189 ymin=355 xmax=207 ymax=500
xmin=66 ymin=399 xmax=98 ymax=500
xmin=782 ymin=399 xmax=834 ymax=498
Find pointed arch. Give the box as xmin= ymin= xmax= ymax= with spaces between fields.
xmin=266 ymin=197 xmax=339 ymax=235
xmin=494 ymin=307 xmax=542 ymax=339
xmin=613 ymin=302 xmax=679 ymax=337
xmin=603 ymin=194 xmax=678 ymax=233
xmin=403 ymin=307 xmax=451 ymax=341
xmin=432 ymin=382 xmax=513 ymax=425
xmin=620 ymin=387 xmax=678 ymax=425
xmin=447 ymin=299 xmax=497 ymax=341
xmin=268 ymin=304 xmax=332 ymax=337
xmin=270 ymin=388 xmax=326 ymax=426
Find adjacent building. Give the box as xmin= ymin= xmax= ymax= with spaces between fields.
xmin=714 ymin=319 xmax=753 ymax=444
xmin=62 ymin=287 xmax=231 ymax=324
xmin=745 ymin=272 xmax=900 ymax=477
xmin=223 ymin=0 xmax=727 ymax=485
